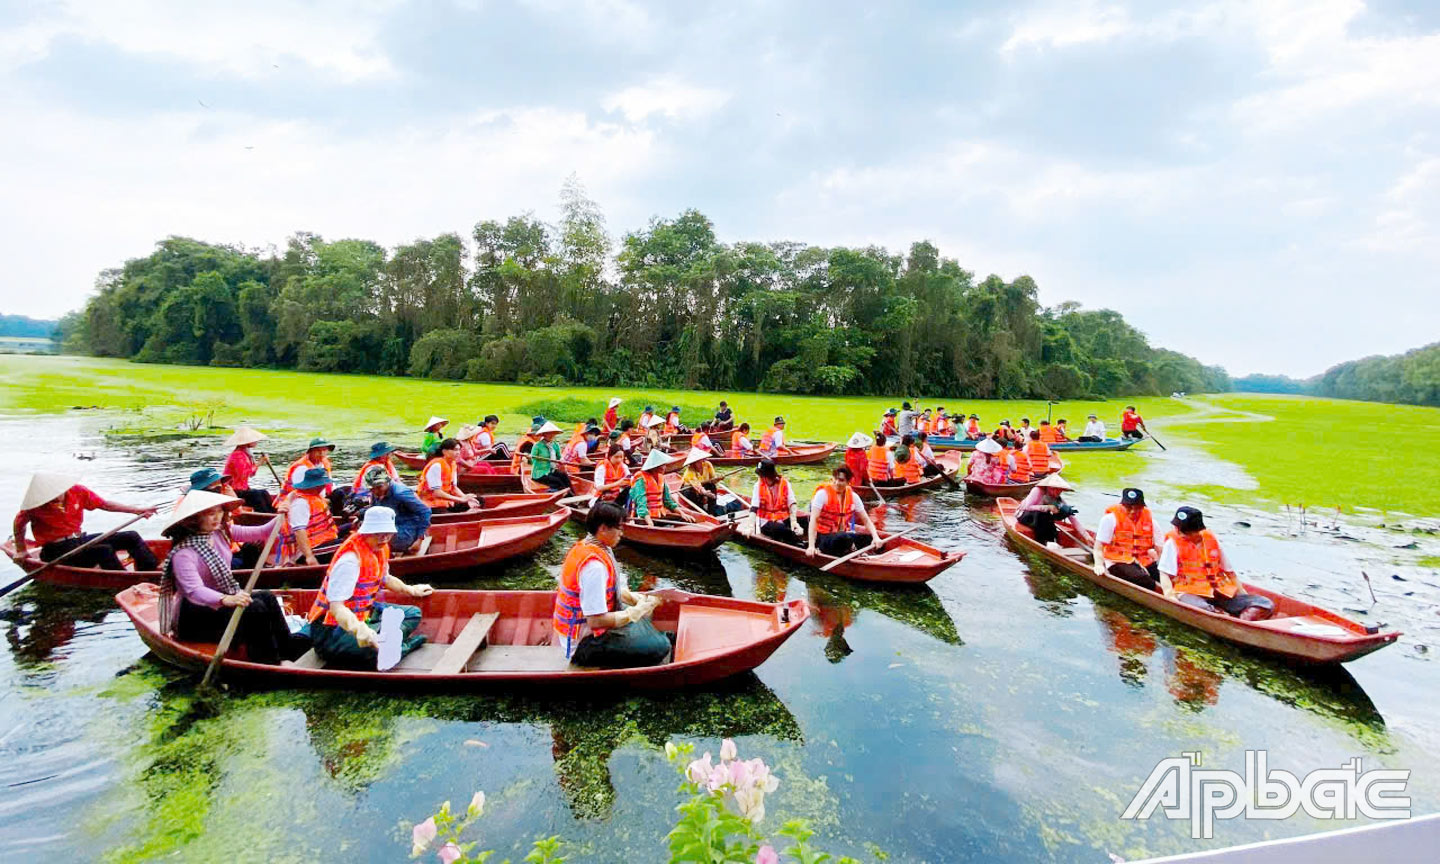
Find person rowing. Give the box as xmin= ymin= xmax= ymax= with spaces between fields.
xmin=12 ymin=473 xmax=160 ymax=571
xmin=418 ymin=438 xmax=481 ymax=512
xmin=1092 ymin=487 xmax=1161 ymax=591
xmin=420 ymin=416 xmax=449 ymax=458
xmin=363 ymin=466 xmax=432 ymax=554
xmin=508 ymin=417 xmax=545 ymax=473
xmin=1120 ymin=406 xmax=1148 ymax=441
xmin=351 ymin=442 xmax=402 ymax=495
xmin=806 ymin=465 xmax=880 ymax=558
xmin=159 ymin=490 xmax=306 ymax=665
xmin=304 ymin=506 xmax=434 ymax=670
xmin=758 ymin=416 xmax=791 ymax=458
xmin=752 ymin=459 xmax=807 ymax=546
xmin=1079 ymin=413 xmax=1106 ymax=443
xmin=273 ymin=467 xmax=346 ymax=566
xmin=602 ymin=397 xmax=622 ymax=434
xmin=679 ymin=449 xmax=745 ymax=516
xmin=179 ymin=467 xmax=253 ymax=564
xmin=629 ymin=449 xmax=692 ymax=526
xmin=1015 ymin=475 xmax=1081 ymax=550
xmin=527 ymin=421 xmax=573 ymax=492
xmin=593 ymin=445 xmax=633 ymax=505
xmin=223 ymin=426 xmax=275 ymax=513
xmin=552 ymin=501 xmax=672 ymax=667
xmin=1158 ymin=507 xmax=1275 ymax=620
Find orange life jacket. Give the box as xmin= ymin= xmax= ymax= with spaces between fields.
xmin=1039 ymin=425 xmax=1059 ymax=443
xmin=282 ymin=454 xmax=332 ymax=495
xmin=560 ymin=440 xmax=589 ymax=475
xmin=274 ymin=490 xmax=338 ymax=564
xmin=351 ymin=458 xmax=398 ymax=492
xmin=417 ymin=457 xmax=458 ymax=507
xmin=756 ymin=477 xmax=792 ymax=522
xmin=664 ymin=412 xmax=680 ymax=434
xmin=1026 ymin=440 xmax=1052 ymax=472
xmin=966 ymin=419 xmax=980 ymax=437
xmin=1101 ymin=505 xmax=1157 ymax=566
xmin=728 ymin=433 xmax=752 ymax=457
xmin=1166 ymin=529 xmax=1237 ymax=599
xmin=595 ymin=461 xmax=631 ymax=499
xmin=636 ymin=471 xmax=665 ymax=515
xmin=1009 ymin=450 xmax=1033 ymax=483
xmin=881 ymin=417 xmax=897 ymax=436
xmin=307 ymin=532 xmax=388 ymax=626
xmin=814 ymin=484 xmax=858 ymax=535
xmin=899 ymin=449 xmax=922 ymax=483
xmin=553 ymin=539 xmax=617 ymax=649
xmin=866 ymin=445 xmax=891 ymax=481
xmin=509 ymin=433 xmax=538 ymax=472
xmin=759 ymin=426 xmax=781 ymax=453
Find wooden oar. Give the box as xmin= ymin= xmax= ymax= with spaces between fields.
xmin=200 ymin=520 xmax=284 ymax=689
xmin=819 ymin=526 xmax=917 ymax=572
xmin=1144 ymin=427 xmax=1168 ymax=451
xmin=1 ymin=514 xmax=152 ymax=598
xmin=867 ymin=483 xmax=886 ymax=507
xmin=517 ymin=452 xmax=592 ymax=469
xmin=256 ymin=450 xmax=283 ymax=486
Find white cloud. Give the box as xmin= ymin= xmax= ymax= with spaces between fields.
xmin=1001 ymin=2 xmax=1133 ymax=54
xmin=602 ymin=77 xmax=730 ymax=123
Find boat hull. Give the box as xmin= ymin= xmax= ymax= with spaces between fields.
xmin=930 ymin=437 xmax=1138 ymax=452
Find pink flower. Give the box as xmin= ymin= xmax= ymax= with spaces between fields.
xmin=687 ymin=753 xmax=714 ymax=785
xmin=728 ymin=759 xmax=751 ymax=789
xmin=720 ymin=738 xmax=738 ymax=762
xmin=411 ymin=817 xmax=437 ymax=856
xmin=437 ymin=841 xmax=461 ymax=864
xmin=756 ymin=845 xmax=779 ymax=864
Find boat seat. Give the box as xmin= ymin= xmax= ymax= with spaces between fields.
xmin=289 ymin=649 xmax=327 ymax=669
xmin=466 ymin=644 xmax=574 ymax=673
xmin=393 ymin=643 xmax=450 ymax=671
xmin=430 ymin=612 xmax=500 ymax=675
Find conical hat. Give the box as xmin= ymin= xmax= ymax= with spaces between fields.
xmin=975 ymin=438 xmax=1002 ymax=454
xmin=644 ymin=415 xmax=666 ymax=428
xmin=20 ymin=472 xmax=79 ymax=510
xmin=846 ymin=432 xmax=871 ymax=449
xmin=162 ymin=489 xmax=239 ymax=533
xmin=423 ymin=416 xmax=448 ymax=431
xmin=608 ymin=397 xmax=623 ymax=408
xmin=536 ymin=421 xmax=562 ymax=435
xmin=683 ymin=448 xmax=711 ymax=466
xmin=1035 ymin=474 xmax=1073 ymax=491
xmin=223 ymin=426 xmax=267 ymax=448
xmin=641 ymin=450 xmax=672 ymax=471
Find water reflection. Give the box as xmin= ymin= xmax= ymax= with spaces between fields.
xmin=0 ymin=585 xmax=116 ymax=668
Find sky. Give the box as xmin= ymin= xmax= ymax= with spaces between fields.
xmin=1 ymin=0 xmax=1437 ymax=376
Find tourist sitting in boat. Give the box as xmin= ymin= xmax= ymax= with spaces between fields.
xmin=1092 ymin=488 xmax=1161 ymax=591
xmin=664 ymin=406 xmax=685 ymax=435
xmin=553 ymin=502 xmax=671 ymax=667
xmin=560 ymin=425 xmax=600 ymax=474
xmin=453 ymin=425 xmax=492 ymax=474
xmin=753 ymin=460 xmax=807 ymax=546
xmin=1038 ymin=420 xmax=1059 ymax=444
xmin=421 ymin=416 xmax=449 ymax=458
xmin=807 ymin=465 xmax=880 ymax=558
xmin=1016 ymin=418 xmax=1033 ymax=441
xmin=728 ymin=423 xmax=755 ymax=458
xmin=1025 ymin=430 xmax=1053 ymax=475
xmin=966 ymin=438 xmax=1008 ymax=484
xmin=714 ymin=400 xmax=734 ymax=427
xmin=1006 ymin=440 xmax=1034 ymax=483
xmin=866 ymin=433 xmax=906 ymax=487
xmin=603 ymin=397 xmax=622 ymax=434
xmin=914 ymin=432 xmax=942 ymax=476
xmin=419 ymin=439 xmax=481 ymax=512
xmin=274 ymin=467 xmax=346 ymax=566
xmin=305 ymin=506 xmax=434 ymax=670
xmin=1079 ymin=414 xmax=1106 ymax=443
xmin=1054 ymin=419 xmax=1072 ymax=442
xmin=351 ymin=442 xmax=402 ymax=495
xmin=880 ymin=408 xmax=898 ymax=439
xmin=13 ymin=473 xmax=160 ymax=571
xmin=363 ymin=466 xmax=432 ymax=554
xmin=758 ymin=416 xmax=790 ymax=458
xmin=507 ymin=418 xmax=544 ymax=472
xmin=1015 ymin=475 xmax=1082 ymax=549
xmin=843 ymin=432 xmax=871 ymax=484
xmin=690 ymin=423 xmax=726 ymax=457
xmin=630 ymin=450 xmax=692 ymax=526
xmin=894 ymin=439 xmax=923 ymax=485
xmin=593 ymin=445 xmax=632 ymax=504
xmin=638 ymin=405 xmax=656 ymax=430
xmin=641 ymin=414 xmax=666 ymax=451
xmin=1159 ymin=507 xmax=1276 ymax=620
xmin=932 ymin=408 xmax=952 ymax=436
xmin=965 ymin=414 xmax=983 ymax=440
xmin=474 ymin=415 xmax=511 ymax=461
xmin=223 ymin=426 xmax=275 ymax=513
xmin=992 ymin=420 xmax=1018 ymax=446
xmin=282 ymin=438 xmax=335 ymax=496
xmin=1120 ymin=406 xmax=1147 ymax=441
xmin=158 ymin=490 xmax=305 ymax=665
xmin=918 ymin=409 xmax=934 ymax=434
xmin=528 ymin=421 xmax=573 ymax=492
xmin=680 ymin=450 xmax=745 ymax=516
xmin=616 ymin=421 xmax=641 ymax=466
xmin=181 ymin=467 xmax=235 ymax=506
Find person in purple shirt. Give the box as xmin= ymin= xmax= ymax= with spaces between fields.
xmin=157 ymin=490 xmax=307 ymax=664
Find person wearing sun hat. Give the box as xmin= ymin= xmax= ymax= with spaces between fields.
xmin=1158 ymin=507 xmax=1275 ymax=620
xmin=362 ymin=465 xmax=432 ymax=553
xmin=305 ymin=505 xmax=434 ymax=670
xmin=420 ymin=416 xmax=449 ymax=458
xmin=352 ymin=442 xmax=402 ymax=494
xmin=758 ymin=416 xmax=790 ymax=458
xmin=182 ymin=467 xmax=233 ymax=502
xmin=453 ymin=424 xmax=495 ymax=474
xmin=158 ymin=490 xmax=304 ymax=664
xmin=630 ymin=449 xmax=691 ymax=525
xmin=663 ymin=405 xmax=685 ymax=436
xmin=222 ymin=426 xmax=275 ymax=513
xmin=966 ymin=437 xmax=1008 ymax=485
xmin=281 ymin=437 xmax=336 ymax=496
xmin=603 ymin=397 xmax=623 ymax=434
xmin=842 ymin=432 xmax=872 ymax=485
xmin=274 ymin=466 xmax=344 ymax=566
xmin=1015 ymin=474 xmax=1082 ymax=548
xmin=507 ymin=417 xmax=546 ymax=472
xmin=679 ymin=448 xmax=743 ymax=516
xmin=639 ymin=413 xmax=667 ymax=453
xmin=880 ymin=408 xmax=898 ymax=440
xmin=1092 ymin=488 xmax=1161 ymax=591
xmin=12 ymin=473 xmax=160 ymax=571
xmin=526 ymin=421 xmax=573 ymax=492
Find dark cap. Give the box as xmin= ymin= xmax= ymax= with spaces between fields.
xmin=885 ymin=408 xmax=897 ymax=415
xmin=1171 ymin=506 xmax=1205 ymax=532
xmin=902 ymin=401 xmax=912 ymax=410
xmin=757 ymin=459 xmax=779 ymax=479
xmin=1121 ymin=488 xmax=1145 ymax=506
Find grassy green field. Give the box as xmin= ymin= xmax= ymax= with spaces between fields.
xmin=2 ymin=355 xmax=1437 ymax=516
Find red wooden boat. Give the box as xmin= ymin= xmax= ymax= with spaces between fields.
xmin=116 ymin=584 xmax=808 ymax=690
xmin=1 ymin=510 xmax=570 ymax=592
xmin=720 ymin=485 xmax=962 ymax=584
xmin=995 ymin=498 xmax=1400 ymax=664
xmin=669 ymin=442 xmax=837 ymax=468
xmin=522 ymin=471 xmax=734 ymax=552
xmin=963 ymin=477 xmax=1040 ymax=497
xmin=393 ymin=451 xmax=525 ymax=493
xmin=235 ymin=491 xmax=564 ymax=528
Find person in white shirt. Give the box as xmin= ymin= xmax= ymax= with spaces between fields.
xmin=1079 ymin=413 xmax=1107 ymax=443
xmin=807 ymin=465 xmax=881 ymax=558
xmin=592 ymin=446 xmax=632 ymax=504
xmin=752 ymin=459 xmax=806 ymax=545
xmin=473 ymin=414 xmax=511 ymax=460
xmin=1091 ymin=487 xmax=1160 ymax=590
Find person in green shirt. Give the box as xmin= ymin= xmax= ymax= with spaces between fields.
xmin=528 ymin=421 xmax=572 ymax=492
xmin=421 ymin=416 xmax=449 ymax=458
xmin=630 ymin=450 xmax=692 ymax=526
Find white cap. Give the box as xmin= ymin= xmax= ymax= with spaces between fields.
xmin=644 ymin=415 xmax=666 ymax=428
xmin=608 ymin=397 xmax=623 ymax=408
xmin=20 ymin=472 xmax=80 ymax=510
xmin=163 ymin=489 xmax=236 ymax=533
xmin=359 ymin=505 xmax=398 ymax=534
xmin=1036 ymin=474 xmax=1073 ymax=491
xmin=536 ymin=421 xmax=562 ymax=435
xmin=641 ymin=450 xmax=672 ymax=471
xmin=683 ymin=448 xmax=711 ymax=466
xmin=846 ymin=432 xmax=871 ymax=449
xmin=223 ymin=427 xmax=267 ymax=448
xmin=423 ymin=416 xmax=448 ymax=431
xmin=975 ymin=438 xmax=1002 ymax=454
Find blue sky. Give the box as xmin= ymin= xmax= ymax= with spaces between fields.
xmin=1 ymin=0 xmax=1437 ymax=376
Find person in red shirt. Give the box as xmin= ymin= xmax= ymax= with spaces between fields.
xmin=13 ymin=473 xmax=159 ymax=570
xmin=222 ymin=426 xmax=275 ymax=513
xmin=1120 ymin=406 xmax=1147 ymax=441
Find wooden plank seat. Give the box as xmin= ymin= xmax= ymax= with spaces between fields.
xmin=430 ymin=612 xmax=499 ymax=675
xmin=467 ymin=644 xmax=574 ymax=673
xmin=289 ymin=649 xmax=327 ymax=669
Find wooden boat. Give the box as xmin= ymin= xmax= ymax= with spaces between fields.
xmin=929 ymin=436 xmax=1138 ymax=452
xmin=960 ymin=453 xmax=1063 ymax=496
xmin=721 ymin=485 xmax=963 ymax=584
xmin=661 ymin=425 xmax=736 ymax=449
xmin=116 ymin=584 xmax=809 ymax=690
xmin=1 ymin=510 xmax=570 ymax=592
xmin=522 ymin=471 xmax=734 ymax=552
xmin=669 ymin=442 xmax=838 ymax=468
xmin=235 ymin=491 xmax=565 ymax=528
xmin=995 ymin=498 xmax=1400 ymax=664
xmin=393 ymin=451 xmax=524 ymax=493
xmin=866 ymin=451 xmax=965 ymax=496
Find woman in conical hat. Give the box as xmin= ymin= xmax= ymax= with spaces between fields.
xmin=223 ymin=427 xmax=275 ymax=513
xmin=158 ymin=491 xmax=305 ymax=664
xmin=1016 ymin=473 xmax=1081 ymax=548
xmin=12 ymin=473 xmax=160 ymax=571
xmin=421 ymin=416 xmax=449 ymax=458
xmin=630 ymin=450 xmax=692 ymax=526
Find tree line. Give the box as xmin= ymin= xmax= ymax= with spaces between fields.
xmin=59 ymin=178 xmax=1231 ymax=399
xmin=1234 ymin=342 xmax=1440 ymax=407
